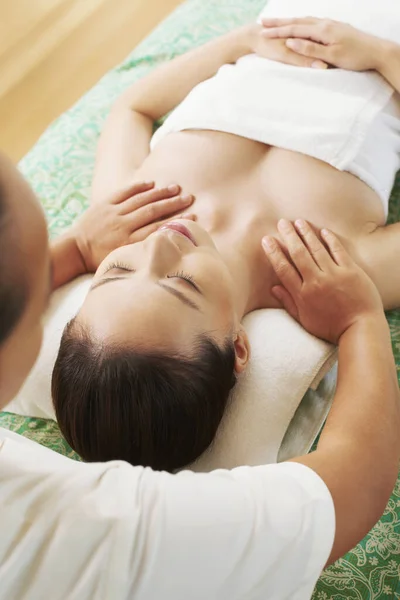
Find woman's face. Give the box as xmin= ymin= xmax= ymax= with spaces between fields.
xmin=77 ymin=220 xmax=245 ymax=358
xmin=0 ymin=155 xmax=50 ymax=407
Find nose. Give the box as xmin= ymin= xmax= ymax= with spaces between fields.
xmin=144 ymin=229 xmax=185 ymax=275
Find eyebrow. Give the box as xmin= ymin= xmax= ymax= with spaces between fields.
xmin=90 ymin=275 xmax=201 ymax=312
xmin=157 ymin=282 xmax=201 ymax=311
xmin=90 ymin=275 xmax=128 ymax=291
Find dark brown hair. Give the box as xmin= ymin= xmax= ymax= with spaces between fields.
xmin=0 ymin=184 xmax=28 ymax=345
xmin=52 ymin=319 xmax=237 ymax=471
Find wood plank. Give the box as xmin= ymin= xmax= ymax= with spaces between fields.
xmin=0 ymin=0 xmax=67 ymax=56
xmin=0 ymin=0 xmax=183 ymax=161
xmin=0 ymin=0 xmax=105 ymax=97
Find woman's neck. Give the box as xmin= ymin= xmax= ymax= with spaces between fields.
xmin=194 ymin=200 xmax=281 ymax=313
xmin=211 ymin=227 xmax=280 ymax=316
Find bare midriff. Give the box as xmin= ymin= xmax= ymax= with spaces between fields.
xmin=134 ymin=129 xmax=386 ymax=309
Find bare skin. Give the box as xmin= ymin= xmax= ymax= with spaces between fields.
xmin=133 ymin=132 xmax=384 ymax=311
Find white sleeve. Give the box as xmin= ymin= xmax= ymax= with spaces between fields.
xmin=0 ymin=431 xmax=335 ymax=600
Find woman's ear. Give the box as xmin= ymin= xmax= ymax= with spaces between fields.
xmin=233 ymin=326 xmax=251 ymax=374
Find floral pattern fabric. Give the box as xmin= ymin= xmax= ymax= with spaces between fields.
xmin=0 ymin=0 xmax=399 ymax=597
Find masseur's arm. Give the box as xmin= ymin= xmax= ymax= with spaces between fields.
xmin=263 ymin=220 xmax=400 ymax=565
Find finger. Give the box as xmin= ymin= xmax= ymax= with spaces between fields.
xmin=262 ymin=236 xmax=302 ymax=293
xmin=285 ymin=38 xmax=331 ymax=65
xmin=112 ymin=181 xmax=155 ymax=204
xmin=179 ymin=213 xmax=197 ymax=221
xmin=280 ymin=48 xmax=328 ymax=69
xmin=294 ymin=220 xmax=332 ymax=270
xmin=262 ymin=23 xmax=329 ymax=44
xmin=321 ymin=229 xmax=352 ymax=267
xmin=261 ymin=17 xmax=319 ymax=28
xmin=129 ymin=194 xmax=194 ymax=230
xmin=277 ymin=219 xmax=318 ymax=278
xmin=272 ymin=285 xmax=299 ymax=321
xmin=120 ymin=184 xmax=183 ymax=213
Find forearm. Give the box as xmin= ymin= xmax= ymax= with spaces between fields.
xmin=91 ymin=110 xmax=152 ymax=203
xmin=376 ymin=39 xmax=400 ymax=94
xmin=50 ymin=231 xmax=86 ymax=290
xmin=122 ymin=24 xmax=255 ymax=120
xmin=321 ymin=315 xmax=400 ymax=460
xmin=294 ymin=315 xmax=400 ymax=563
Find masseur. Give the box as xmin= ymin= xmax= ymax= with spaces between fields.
xmin=0 ymin=145 xmax=399 ymax=599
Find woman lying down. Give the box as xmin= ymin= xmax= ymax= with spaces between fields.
xmin=51 ymin=0 xmax=400 ymax=472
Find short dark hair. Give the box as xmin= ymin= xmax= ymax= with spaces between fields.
xmin=0 ymin=184 xmax=29 ymax=345
xmin=52 ymin=319 xmax=237 ymax=472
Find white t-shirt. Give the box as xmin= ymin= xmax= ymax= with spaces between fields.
xmin=0 ymin=428 xmax=335 ymax=600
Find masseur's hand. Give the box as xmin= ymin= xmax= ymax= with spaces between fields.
xmin=261 ymin=17 xmax=385 ymax=72
xmin=249 ymin=22 xmax=328 ymax=69
xmin=73 ymin=181 xmax=195 ymax=272
xmin=262 ymin=219 xmax=383 ymax=344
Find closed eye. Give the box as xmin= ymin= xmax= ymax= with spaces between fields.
xmin=167 ymin=271 xmax=201 ymax=294
xmin=90 ymin=264 xmax=202 ymax=310
xmin=89 ymin=262 xmax=135 ymax=291
xmin=104 ymin=262 xmax=134 ymax=274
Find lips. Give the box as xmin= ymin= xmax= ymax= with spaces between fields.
xmin=159 ymin=222 xmax=197 ymax=246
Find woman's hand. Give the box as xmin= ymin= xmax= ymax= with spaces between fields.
xmin=261 ymin=17 xmax=384 ymax=72
xmin=73 ymin=181 xmax=195 ymax=272
xmin=262 ymin=219 xmax=384 ymax=344
xmin=248 ymin=22 xmax=328 ymax=69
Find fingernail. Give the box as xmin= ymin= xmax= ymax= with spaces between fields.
xmin=295 ymin=219 xmax=306 ymax=231
xmin=262 ymin=236 xmax=276 ymax=251
xmin=311 ymin=60 xmax=328 ymax=69
xmin=182 ymin=194 xmax=193 ymax=202
xmin=168 ymin=184 xmax=180 ymax=193
xmin=181 ymin=213 xmax=196 ymax=221
xmin=286 ymin=39 xmax=300 ymax=50
xmin=321 ymin=228 xmax=329 ymax=237
xmin=144 ymin=180 xmax=154 ymax=186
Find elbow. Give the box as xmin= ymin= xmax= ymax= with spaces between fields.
xmin=113 ymin=87 xmax=157 ymax=122
xmin=109 ymin=97 xmax=155 ymax=131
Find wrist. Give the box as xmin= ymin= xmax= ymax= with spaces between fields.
xmin=69 ymin=223 xmax=92 ymax=273
xmin=50 ymin=230 xmax=87 ymax=290
xmin=237 ymin=22 xmax=260 ymax=57
xmin=339 ymin=311 xmax=390 ymax=344
xmin=373 ymin=37 xmax=396 ymax=74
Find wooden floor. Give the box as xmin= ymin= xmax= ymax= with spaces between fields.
xmin=0 ymin=0 xmax=183 ymax=162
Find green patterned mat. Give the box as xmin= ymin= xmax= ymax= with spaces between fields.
xmin=1 ymin=1 xmax=399 ymax=597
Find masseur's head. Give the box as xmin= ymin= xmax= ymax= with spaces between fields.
xmin=0 ymin=153 xmax=49 ymax=406
xmin=52 ymin=220 xmax=250 ymax=471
